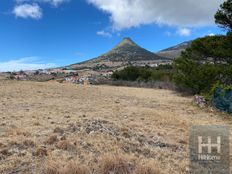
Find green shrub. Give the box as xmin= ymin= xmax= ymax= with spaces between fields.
xmin=111 ymin=66 xmax=173 ymax=83
xmin=112 ymin=67 xmax=141 ymax=81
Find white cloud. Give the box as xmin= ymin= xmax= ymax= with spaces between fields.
xmin=48 ymin=0 xmax=70 ymax=6
xmin=13 ymin=3 xmax=42 ymax=19
xmin=87 ymin=0 xmax=225 ymax=30
xmin=0 ymin=57 xmax=56 ymax=72
xmin=208 ymin=33 xmax=215 ymax=36
xmin=97 ymin=30 xmax=112 ymax=37
xmin=177 ymin=28 xmax=191 ymax=36
xmin=16 ymin=0 xmax=69 ymax=7
xmin=13 ymin=0 xmax=69 ymax=19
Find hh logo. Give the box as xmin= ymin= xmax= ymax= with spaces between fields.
xmin=198 ymin=136 xmax=221 ymax=154
xmin=190 ymin=126 xmax=229 ymax=174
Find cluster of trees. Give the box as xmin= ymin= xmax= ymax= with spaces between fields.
xmin=112 ymin=65 xmax=173 ymax=82
xmin=173 ymin=0 xmax=232 ymax=95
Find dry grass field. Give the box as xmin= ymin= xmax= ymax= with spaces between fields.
xmin=0 ymin=79 xmax=232 ymax=174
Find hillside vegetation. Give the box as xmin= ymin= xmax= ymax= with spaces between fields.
xmin=112 ymin=65 xmax=173 ymax=82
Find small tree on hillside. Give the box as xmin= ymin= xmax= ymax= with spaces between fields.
xmin=215 ymin=0 xmax=232 ymax=32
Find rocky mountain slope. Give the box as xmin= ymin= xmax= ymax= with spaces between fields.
xmin=68 ymin=38 xmax=169 ymax=71
xmin=156 ymin=41 xmax=192 ymax=59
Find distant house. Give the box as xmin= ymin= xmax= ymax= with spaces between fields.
xmin=15 ymin=74 xmax=27 ymax=81
xmin=65 ymin=76 xmax=79 ymax=83
xmin=149 ymin=63 xmax=158 ymax=67
xmin=41 ymin=69 xmax=50 ymax=74
xmin=100 ymin=70 xmax=113 ymax=77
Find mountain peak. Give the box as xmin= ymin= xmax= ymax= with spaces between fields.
xmin=96 ymin=36 xmax=164 ymax=62
xmin=115 ymin=37 xmax=137 ymax=48
xmin=122 ymin=37 xmax=134 ymax=42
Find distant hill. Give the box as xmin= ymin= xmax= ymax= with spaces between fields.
xmin=68 ymin=37 xmax=169 ymax=71
xmin=156 ymin=41 xmax=192 ymax=59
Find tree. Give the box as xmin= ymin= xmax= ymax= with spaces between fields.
xmin=174 ymin=55 xmax=222 ymax=94
xmin=111 ymin=66 xmax=140 ymax=81
xmin=185 ymin=35 xmax=232 ymax=64
xmin=174 ymin=0 xmax=232 ymax=94
xmin=111 ymin=66 xmax=173 ymax=82
xmin=215 ymin=0 xmax=232 ymax=32
xmin=173 ymin=36 xmax=232 ymax=94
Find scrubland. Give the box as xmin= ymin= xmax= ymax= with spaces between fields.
xmin=0 ymin=80 xmax=231 ymax=174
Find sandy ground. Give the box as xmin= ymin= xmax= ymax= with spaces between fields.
xmin=0 ymin=80 xmax=231 ymax=173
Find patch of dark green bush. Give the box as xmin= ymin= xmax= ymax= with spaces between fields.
xmin=111 ymin=65 xmax=173 ymax=83
xmin=206 ymin=83 xmax=232 ymax=114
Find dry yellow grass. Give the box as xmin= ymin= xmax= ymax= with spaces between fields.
xmin=134 ymin=163 xmax=160 ymax=174
xmin=99 ymin=154 xmax=132 ymax=174
xmin=44 ymin=160 xmax=90 ymax=174
xmin=0 ymin=80 xmax=232 ymax=173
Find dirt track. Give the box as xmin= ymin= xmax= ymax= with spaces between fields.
xmin=0 ymin=80 xmax=231 ymax=173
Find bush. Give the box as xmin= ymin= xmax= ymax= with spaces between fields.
xmin=208 ymin=84 xmax=232 ymax=114
xmin=112 ymin=67 xmax=142 ymax=81
xmin=174 ymin=59 xmax=223 ymax=94
xmin=111 ymin=65 xmax=173 ymax=83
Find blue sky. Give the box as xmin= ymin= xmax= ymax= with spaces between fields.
xmin=0 ymin=0 xmax=226 ymax=71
